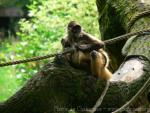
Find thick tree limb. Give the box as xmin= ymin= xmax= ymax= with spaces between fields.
xmin=0 ymin=56 xmax=149 ymax=113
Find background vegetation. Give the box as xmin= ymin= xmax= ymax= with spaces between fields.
xmin=0 ymin=0 xmax=100 ymax=102
xmin=0 ymin=0 xmax=29 ymax=8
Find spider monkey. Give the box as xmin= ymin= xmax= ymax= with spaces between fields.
xmin=61 ymin=21 xmax=112 ymax=80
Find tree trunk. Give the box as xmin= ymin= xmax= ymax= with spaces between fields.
xmin=0 ymin=0 xmax=150 ymax=113
xmin=97 ymin=0 xmax=150 ymax=112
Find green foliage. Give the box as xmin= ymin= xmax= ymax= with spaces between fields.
xmin=0 ymin=0 xmax=99 ymax=101
xmin=0 ymin=67 xmax=20 ymax=102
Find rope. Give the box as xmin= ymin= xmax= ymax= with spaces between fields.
xmin=104 ymin=28 xmax=150 ymax=45
xmin=0 ymin=28 xmax=149 ymax=67
xmin=0 ymin=10 xmax=150 ymax=67
xmin=0 ymin=28 xmax=150 ymax=67
xmin=112 ymin=73 xmax=150 ymax=113
xmin=88 ymin=81 xmax=110 ymax=113
xmin=127 ymin=10 xmax=150 ymax=32
xmin=0 ymin=49 xmax=73 ymax=67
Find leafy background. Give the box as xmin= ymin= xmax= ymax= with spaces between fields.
xmin=0 ymin=0 xmax=100 ymax=102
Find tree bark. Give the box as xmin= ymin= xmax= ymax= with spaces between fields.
xmin=97 ymin=0 xmax=150 ymax=112
xmin=0 ymin=0 xmax=150 ymax=113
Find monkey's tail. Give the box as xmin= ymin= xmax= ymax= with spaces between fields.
xmin=88 ymin=80 xmax=110 ymax=113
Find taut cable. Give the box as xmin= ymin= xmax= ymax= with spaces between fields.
xmin=0 ymin=28 xmax=150 ymax=67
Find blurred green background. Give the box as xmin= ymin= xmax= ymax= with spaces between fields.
xmin=0 ymin=0 xmax=100 ymax=102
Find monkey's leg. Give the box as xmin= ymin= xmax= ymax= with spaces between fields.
xmin=90 ymin=50 xmax=104 ymax=78
xmin=72 ymin=50 xmax=90 ymax=64
xmin=90 ymin=50 xmax=112 ymax=80
xmin=101 ymin=68 xmax=112 ymax=80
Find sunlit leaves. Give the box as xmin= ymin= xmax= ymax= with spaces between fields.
xmin=0 ymin=0 xmax=100 ymax=101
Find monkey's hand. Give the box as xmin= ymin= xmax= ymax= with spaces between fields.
xmin=74 ymin=44 xmax=81 ymax=51
xmin=75 ymin=43 xmax=104 ymax=52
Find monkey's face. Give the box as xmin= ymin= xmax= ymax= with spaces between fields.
xmin=68 ymin=25 xmax=81 ymax=34
xmin=68 ymin=21 xmax=82 ymax=38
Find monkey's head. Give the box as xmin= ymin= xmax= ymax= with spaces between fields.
xmin=67 ymin=21 xmax=82 ymax=38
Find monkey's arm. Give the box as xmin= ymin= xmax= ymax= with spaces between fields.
xmin=76 ymin=32 xmax=104 ymax=52
xmin=75 ymin=44 xmax=103 ymax=52
xmin=61 ymin=37 xmax=71 ymax=48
